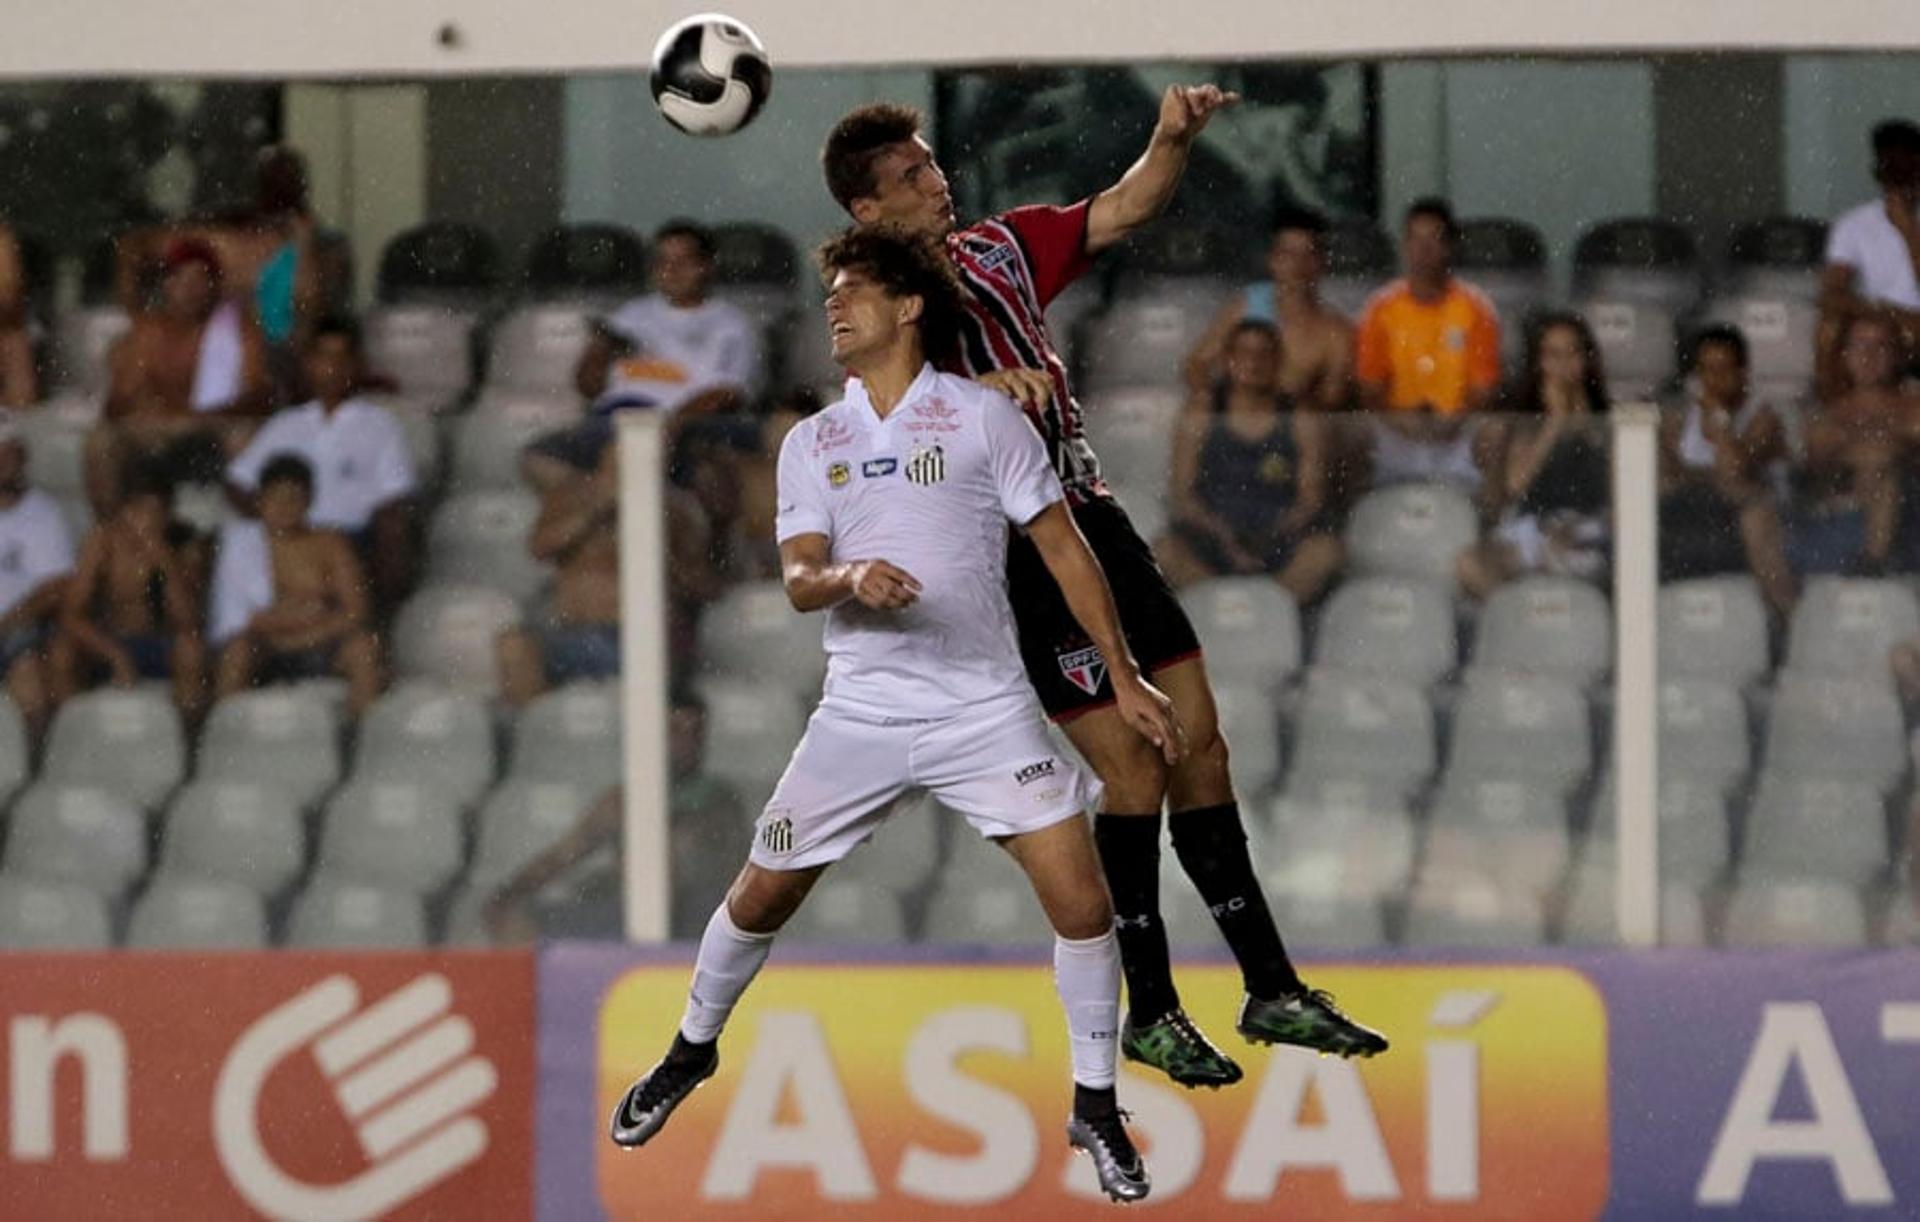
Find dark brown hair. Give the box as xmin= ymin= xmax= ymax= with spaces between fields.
xmin=822 ymin=103 xmax=925 ymax=213
xmin=816 ymin=225 xmax=963 ymax=360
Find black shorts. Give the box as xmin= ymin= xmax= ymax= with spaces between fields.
xmin=1006 ymin=495 xmax=1203 ymax=720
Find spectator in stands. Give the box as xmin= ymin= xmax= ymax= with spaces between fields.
xmin=209 ymin=455 xmax=383 ymax=716
xmin=1156 ymin=321 xmax=1343 ymax=602
xmin=89 ymin=238 xmax=271 ymax=515
xmin=484 ymin=690 xmax=747 ymax=941
xmin=0 ymin=222 xmax=36 ymax=407
xmin=735 ymin=386 xmax=825 ymax=576
xmin=0 ymin=414 xmax=73 ymax=741
xmin=1819 ymin=120 xmax=1920 ymax=394
xmin=523 ymin=220 xmax=763 ymax=493
xmin=1355 ymin=197 xmax=1507 ymax=514
xmin=1793 ymin=314 xmax=1918 ymax=576
xmin=1658 ymin=325 xmax=1796 ymax=615
xmin=49 ymin=464 xmax=208 ymax=720
xmin=226 ymin=317 xmax=419 ymax=611
xmin=496 ymin=442 xmax=622 ymax=707
xmin=1184 ymin=207 xmax=1354 ymax=410
xmin=1457 ymin=312 xmax=1613 ymax=599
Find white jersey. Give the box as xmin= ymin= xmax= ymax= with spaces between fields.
xmin=228 ymin=397 xmax=418 ymax=533
xmin=599 ymin=294 xmax=762 ymax=414
xmin=776 ymin=364 xmax=1064 ymax=719
xmin=1826 ymin=199 xmax=1920 ymax=311
xmin=0 ymin=490 xmax=72 ymax=619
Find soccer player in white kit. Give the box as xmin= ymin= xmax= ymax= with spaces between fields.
xmin=609 ymin=227 xmax=1181 ymax=1203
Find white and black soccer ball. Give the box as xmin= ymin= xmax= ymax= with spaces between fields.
xmin=649 ymin=14 xmax=772 ymax=137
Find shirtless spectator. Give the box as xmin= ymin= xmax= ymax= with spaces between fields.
xmin=1819 ymin=120 xmax=1920 ymax=394
xmin=0 ymin=222 xmax=36 ymax=407
xmin=1185 ymin=208 xmax=1353 ymax=410
xmin=496 ymin=443 xmax=624 ymax=707
xmin=49 ymin=464 xmax=207 ymax=720
xmin=0 ymin=415 xmax=74 ymax=740
xmin=1794 ymin=314 xmax=1920 ymax=576
xmin=227 ymin=317 xmax=418 ymax=611
xmin=89 ymin=238 xmax=271 ymax=515
xmin=209 ymin=455 xmax=382 ymax=715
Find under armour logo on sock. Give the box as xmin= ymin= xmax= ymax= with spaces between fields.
xmin=1113 ymin=913 xmax=1156 ymax=930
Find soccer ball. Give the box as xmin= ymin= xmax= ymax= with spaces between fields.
xmin=649 ymin=14 xmax=772 ymax=137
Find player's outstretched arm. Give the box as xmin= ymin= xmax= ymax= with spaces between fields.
xmin=779 ymin=533 xmax=921 ymax=613
xmin=1023 ymin=502 xmax=1183 ymax=762
xmin=1086 ymin=84 xmax=1240 ymax=255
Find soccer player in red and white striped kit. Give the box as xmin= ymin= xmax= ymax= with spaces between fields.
xmin=819 ymin=87 xmax=1388 ymax=1086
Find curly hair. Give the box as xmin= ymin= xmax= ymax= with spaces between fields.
xmin=816 ymin=225 xmax=963 ymax=361
xmin=821 ymin=103 xmax=924 ymax=213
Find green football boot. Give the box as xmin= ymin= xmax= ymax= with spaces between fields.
xmin=1237 ymin=988 xmax=1389 ymax=1059
xmin=1120 ymin=1008 xmax=1245 ymax=1088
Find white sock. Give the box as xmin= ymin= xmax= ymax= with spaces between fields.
xmin=678 ymin=905 xmax=776 ymax=1044
xmin=1054 ymin=930 xmax=1121 ymax=1089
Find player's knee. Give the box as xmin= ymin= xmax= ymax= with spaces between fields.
xmin=726 ymin=865 xmax=818 ymax=934
xmin=1051 ymin=885 xmax=1115 ymax=942
xmin=1096 ymin=738 xmax=1169 ymax=810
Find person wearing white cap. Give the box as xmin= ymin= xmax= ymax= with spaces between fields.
xmin=0 ymin=412 xmax=74 ymax=740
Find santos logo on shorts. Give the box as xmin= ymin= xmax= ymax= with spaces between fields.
xmin=1058 ymin=645 xmax=1107 ymax=696
xmin=1013 ymin=758 xmax=1057 ymax=786
xmin=761 ymin=815 xmax=794 ymax=854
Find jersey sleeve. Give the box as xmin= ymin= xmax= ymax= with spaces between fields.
xmin=1000 ymin=201 xmax=1094 ymax=307
xmin=1353 ymin=296 xmax=1392 ymax=387
xmin=370 ymin=412 xmax=419 ymax=506
xmin=980 ymin=389 xmax=1065 ymax=526
xmin=24 ymin=497 xmax=73 ymax=584
xmin=226 ymin=416 xmax=285 ymax=491
xmin=1824 ymin=211 xmax=1866 ymax=270
xmin=774 ymin=422 xmax=833 ymax=543
xmin=1466 ymin=295 xmax=1502 ymax=393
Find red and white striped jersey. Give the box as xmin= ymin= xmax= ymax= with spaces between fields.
xmin=943 ymin=200 xmax=1107 ymax=503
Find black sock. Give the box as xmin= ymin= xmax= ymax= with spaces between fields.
xmin=1073 ymin=1082 xmax=1118 ymax=1119
xmin=1094 ymin=811 xmax=1181 ymax=1025
xmin=669 ymin=1032 xmax=716 ymax=1061
xmin=1170 ymin=803 xmax=1303 ymax=999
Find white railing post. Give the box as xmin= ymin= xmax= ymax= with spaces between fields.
xmin=618 ymin=411 xmax=671 ymax=943
xmin=1612 ymin=402 xmax=1660 ymax=946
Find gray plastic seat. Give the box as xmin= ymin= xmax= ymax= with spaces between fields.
xmin=1312 ymin=576 xmax=1457 ymax=687
xmin=1658 ymin=577 xmax=1770 ymax=687
xmin=1285 ymin=673 xmax=1435 ymax=798
xmin=1319 ymin=219 xmax=1396 ymax=319
xmin=778 ymin=877 xmax=909 ymax=944
xmin=1558 ymin=842 xmax=1708 ymax=946
xmin=1469 ymin=576 xmax=1611 ymax=687
xmin=1211 ymin=681 xmax=1284 ymax=797
xmin=1401 ymin=863 xmax=1549 ymax=948
xmin=1081 ymin=387 xmax=1182 ymax=540
xmin=1079 ymin=284 xmax=1235 ymax=392
xmin=1178 ymin=577 xmax=1301 ymax=694
xmin=699 ymin=580 xmax=828 ymax=698
xmin=469 ymin=778 xmax=600 ymax=891
xmin=160 ymin=781 xmax=306 ymax=896
xmin=352 ymin=682 xmax=497 ymax=809
xmin=0 ymin=694 xmax=31 ymax=804
xmin=485 ymin=303 xmax=596 ymax=396
xmin=920 ymin=830 xmax=1042 ymax=945
xmin=44 ymin=687 xmax=185 ymax=810
xmin=363 ymin=303 xmax=476 ymax=401
xmin=126 ymin=876 xmax=269 ymax=949
xmin=286 ymin=877 xmax=430 ymax=948
xmin=1574 ymin=298 xmax=1679 ymax=400
xmin=1261 ymin=800 xmax=1417 ymax=903
xmin=1587 ymin=773 xmax=1733 ymax=884
xmin=509 ymin=681 xmax=621 ymax=788
xmin=1653 ymin=678 xmax=1751 ymax=794
xmin=1344 ymin=483 xmax=1480 ymax=587
xmin=451 ymin=391 xmax=583 ymax=490
xmin=392 ymin=584 xmax=523 ymax=694
xmin=52 ymin=305 xmax=131 ymax=395
xmin=1444 ymin=672 xmax=1592 ymax=793
xmin=1784 ymin=577 xmax=1920 ymax=682
xmin=1426 ymin=778 xmax=1573 ymax=890
xmin=1762 ymin=674 xmax=1905 ymax=793
xmin=5 ymin=784 xmax=146 ymax=898
xmin=1722 ymin=876 xmax=1868 ymax=946
xmin=696 ymin=677 xmax=807 ymax=794
xmin=20 ymin=402 xmax=91 ymax=496
xmin=0 ymin=872 xmax=112 ymax=949
xmin=199 ymin=689 xmax=342 ymax=809
xmin=441 ymin=883 xmax=493 ymax=947
xmin=1702 ymin=292 xmax=1818 ymax=388
xmin=424 ymin=490 xmax=546 ymax=601
xmin=315 ymin=780 xmax=466 ymax=895
xmin=1741 ymin=777 xmax=1890 ymax=885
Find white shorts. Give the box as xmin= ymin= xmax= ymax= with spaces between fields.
xmin=748 ymin=694 xmax=1102 ymax=871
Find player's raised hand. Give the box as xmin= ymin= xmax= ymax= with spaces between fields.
xmin=1113 ymin=670 xmax=1185 ymax=765
xmin=849 ymin=559 xmax=923 ymax=610
xmin=1157 ymin=84 xmax=1240 ymax=143
xmin=975 ymin=367 xmax=1054 ymax=410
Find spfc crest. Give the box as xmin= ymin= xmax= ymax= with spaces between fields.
xmin=1057 ymin=645 xmax=1107 ymax=696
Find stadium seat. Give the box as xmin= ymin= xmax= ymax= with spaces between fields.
xmin=424 ymin=490 xmax=546 ymax=601
xmin=50 ymin=305 xmax=130 ymax=396
xmin=352 ymin=682 xmax=497 ymax=809
xmin=1784 ymin=577 xmax=1920 ymax=682
xmin=0 ymin=694 xmax=30 ymax=804
xmin=363 ymin=303 xmax=477 ymax=402
xmin=1572 ymin=217 xmax=1702 ymax=311
xmin=43 ymin=687 xmax=185 ymax=811
xmin=1585 ymin=773 xmax=1732 ymax=885
xmin=286 ymin=877 xmax=429 ymax=949
xmin=523 ymin=222 xmax=648 ymax=303
xmin=367 ymin=393 xmax=446 ymax=485
xmin=126 ymin=877 xmax=269 ymax=949
xmin=441 ymin=884 xmax=493 ymax=947
xmin=1080 ymin=386 xmax=1182 ymax=536
xmin=1468 ymin=576 xmax=1612 ymax=687
xmin=1722 ymin=876 xmax=1869 ymax=946
xmin=1262 ymin=798 xmax=1418 ymax=902
xmin=1657 ymin=576 xmax=1770 ymax=687
xmin=1079 ymin=288 xmax=1232 ymax=392
xmin=1653 ymin=678 xmax=1751 ymax=792
xmin=1443 ymin=672 xmax=1593 ymax=793
xmin=1557 ymin=842 xmax=1708 ymax=946
xmin=391 ymin=584 xmax=523 ymax=694
xmin=1723 ymin=216 xmax=1826 ymax=302
xmin=159 ymin=780 xmax=306 ymax=896
xmin=199 ymin=689 xmax=342 ymax=809
xmin=1284 ymin=672 xmax=1436 ymax=800
xmin=1344 ymin=483 xmax=1480 ymax=588
xmin=469 ymin=778 xmax=600 ymax=891
xmin=1401 ymin=863 xmax=1549 ymax=948
xmin=1425 ymin=778 xmax=1573 ymax=890
xmin=785 ymin=311 xmax=846 ymax=396
xmin=509 ymin=681 xmax=621 ymax=789
xmin=695 ymin=677 xmax=808 ymax=795
xmin=920 ymin=828 xmax=1044 ymax=945
xmin=699 ymin=579 xmax=828 ymax=698
xmin=1741 ymin=776 xmax=1891 ymax=885
xmin=315 ymin=780 xmax=466 ymax=895
xmin=1311 ymin=575 xmax=1457 ymax=688
xmin=1046 ymin=278 xmax=1104 ymax=380
xmin=1211 ymin=680 xmax=1284 ymax=797
xmin=20 ymin=400 xmax=91 ymax=496
xmin=1761 ymin=673 xmax=1906 ymax=793
xmin=0 ymin=873 xmax=112 ymax=949
xmin=451 ymin=391 xmax=583 ymax=490
xmin=779 ymin=877 xmax=910 ymax=944
xmin=485 ymin=304 xmax=599 ymax=397
xmin=1319 ymin=218 xmax=1396 ymax=319
xmin=378 ymin=221 xmax=502 ymax=307
xmin=4 ymin=784 xmax=146 ymax=898
xmin=1457 ymin=218 xmax=1549 ymax=366
xmin=1702 ymin=290 xmax=1819 ymax=389
xmin=1177 ymin=577 xmax=1301 ymax=693
xmin=712 ymin=222 xmax=799 ymax=346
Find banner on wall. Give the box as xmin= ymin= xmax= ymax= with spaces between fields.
xmin=541 ymin=945 xmax=1920 ymax=1220
xmin=0 ymin=953 xmax=535 ymax=1222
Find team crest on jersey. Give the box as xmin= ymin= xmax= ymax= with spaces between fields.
xmin=905 ymin=443 xmax=946 ymax=486
xmin=913 ymin=397 xmax=960 ymax=421
xmin=862 ymin=457 xmax=897 ymax=478
xmin=761 ymin=814 xmax=794 ymax=854
xmin=1058 ymin=645 xmax=1107 ymax=696
xmin=976 ymin=244 xmax=1017 ymax=274
xmin=827 ymin=461 xmax=851 ymax=488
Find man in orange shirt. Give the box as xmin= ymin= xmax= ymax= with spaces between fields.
xmin=1355 ymin=198 xmax=1507 ymax=513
